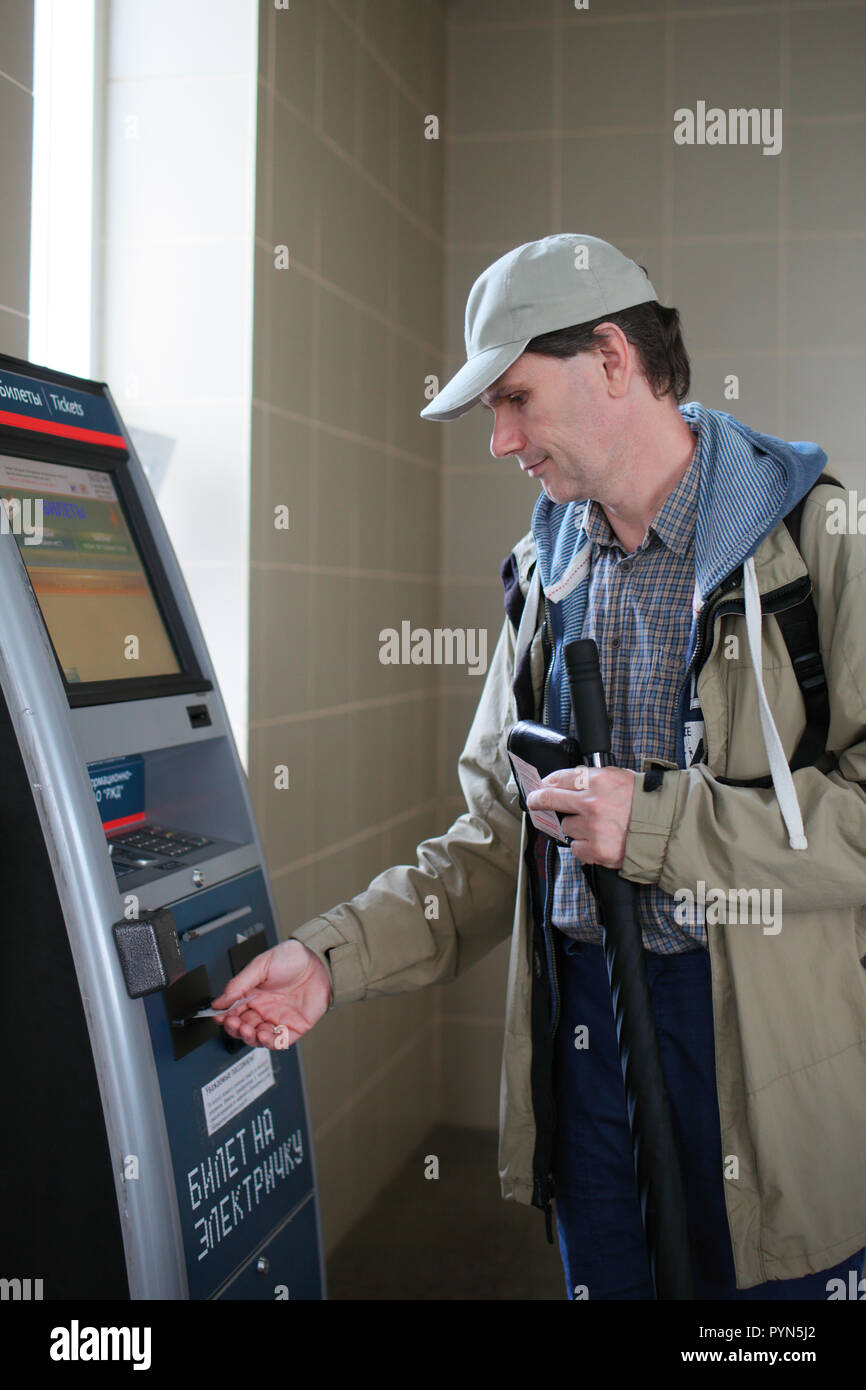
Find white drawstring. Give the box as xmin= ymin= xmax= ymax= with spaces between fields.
xmin=743 ymin=556 xmax=808 ymax=850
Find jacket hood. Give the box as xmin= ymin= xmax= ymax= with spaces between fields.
xmin=531 ymin=400 xmax=828 ymax=608
xmin=680 ymin=402 xmax=828 ymax=606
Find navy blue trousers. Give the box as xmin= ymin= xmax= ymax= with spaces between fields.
xmin=552 ymin=935 xmax=866 ymax=1301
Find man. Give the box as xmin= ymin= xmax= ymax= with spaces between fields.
xmin=212 ymin=234 xmax=866 ymax=1299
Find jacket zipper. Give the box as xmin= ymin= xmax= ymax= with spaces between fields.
xmin=677 ymin=572 xmax=813 ymax=725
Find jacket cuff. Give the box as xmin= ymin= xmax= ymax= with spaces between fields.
xmin=620 ymin=768 xmax=683 ymax=884
xmin=289 ymin=918 xmax=368 ymax=1007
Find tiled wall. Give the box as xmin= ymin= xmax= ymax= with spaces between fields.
xmin=436 ymin=0 xmax=866 ymax=1123
xmin=249 ymin=0 xmax=446 ymax=1253
xmin=0 ymin=6 xmax=34 ymax=357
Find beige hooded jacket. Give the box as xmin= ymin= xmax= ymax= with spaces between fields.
xmin=291 ymin=478 xmax=866 ymax=1289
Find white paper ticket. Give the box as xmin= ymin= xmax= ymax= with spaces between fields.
xmin=508 ymin=750 xmax=570 ymax=844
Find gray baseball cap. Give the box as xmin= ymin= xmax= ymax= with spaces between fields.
xmin=419 ymin=233 xmax=658 ymax=422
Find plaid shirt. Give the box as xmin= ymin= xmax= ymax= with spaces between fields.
xmin=550 ymin=435 xmax=707 ymax=952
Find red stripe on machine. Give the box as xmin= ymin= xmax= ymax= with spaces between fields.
xmin=0 ymin=408 xmax=126 ymax=450
xmin=103 ymin=811 xmax=147 ymax=833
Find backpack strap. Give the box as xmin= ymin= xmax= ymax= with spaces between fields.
xmin=778 ymin=472 xmax=839 ymax=773
xmin=717 ymin=472 xmax=840 ymax=787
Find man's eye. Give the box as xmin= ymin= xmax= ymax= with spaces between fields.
xmin=509 ymin=394 xmax=525 ymax=406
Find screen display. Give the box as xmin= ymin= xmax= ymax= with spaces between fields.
xmin=0 ymin=454 xmax=181 ymax=684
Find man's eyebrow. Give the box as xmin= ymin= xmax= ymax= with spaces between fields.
xmin=481 ymin=382 xmax=530 ymax=406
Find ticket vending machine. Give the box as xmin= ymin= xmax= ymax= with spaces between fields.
xmin=0 ymin=353 xmax=324 ymax=1300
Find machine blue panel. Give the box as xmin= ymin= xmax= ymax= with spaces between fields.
xmin=143 ymin=869 xmax=317 ymax=1300
xmin=87 ymin=754 xmax=145 ymax=828
xmin=217 ymin=1193 xmax=322 ymax=1300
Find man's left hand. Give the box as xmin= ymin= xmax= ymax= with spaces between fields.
xmin=526 ymin=766 xmax=637 ymax=869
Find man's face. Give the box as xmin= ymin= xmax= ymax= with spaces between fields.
xmin=480 ymin=347 xmax=621 ymax=505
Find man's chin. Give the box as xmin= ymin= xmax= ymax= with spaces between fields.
xmin=540 ymin=477 xmax=574 ymax=505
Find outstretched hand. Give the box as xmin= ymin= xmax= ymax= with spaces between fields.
xmin=210 ymin=939 xmax=331 ymax=1050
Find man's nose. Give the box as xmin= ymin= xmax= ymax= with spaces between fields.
xmin=489 ymin=417 xmax=526 ymax=459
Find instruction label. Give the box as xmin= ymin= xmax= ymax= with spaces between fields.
xmin=202 ymin=1049 xmax=275 ymax=1137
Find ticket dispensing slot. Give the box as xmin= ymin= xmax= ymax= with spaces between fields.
xmin=163 ymin=966 xmax=221 ymax=1061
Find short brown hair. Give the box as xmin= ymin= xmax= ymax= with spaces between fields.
xmin=524 ymin=294 xmax=691 ymax=405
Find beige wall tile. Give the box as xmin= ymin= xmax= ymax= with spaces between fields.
xmin=785 ymin=239 xmax=866 ymax=352
xmin=448 ymin=0 xmax=558 ymax=21
xmin=671 ymin=11 xmax=782 ymax=113
xmin=447 ymin=138 xmax=553 ymax=247
xmin=789 ymin=8 xmax=866 ymax=120
xmin=560 ymin=132 xmax=666 ymax=242
xmin=269 ymin=858 xmax=314 ymax=938
xmin=251 ymin=406 xmax=314 ymax=567
xmin=271 ymin=99 xmax=321 ymax=270
xmin=358 ymin=43 xmax=394 ymax=188
xmin=0 ymin=5 xmax=34 ymax=89
xmin=361 ymin=0 xmax=426 ymax=87
xmin=390 ymin=458 xmax=441 ymax=575
xmin=321 ymin=3 xmax=359 ymax=157
xmin=356 ymin=182 xmax=395 ymax=315
xmin=438 ymin=936 xmax=511 ymax=1020
xmin=357 ymin=322 xmax=395 ymax=443
xmin=672 ymin=141 xmax=780 ymax=238
xmin=250 ymin=566 xmax=311 ymax=721
xmin=0 ymin=77 xmax=33 ymax=316
xmin=560 ymin=16 xmax=666 ymax=130
xmin=267 ymin=262 xmax=316 ymax=413
xmin=786 ymin=122 xmax=866 ymax=234
xmin=312 ymin=1031 xmax=435 ymax=1252
xmin=391 ymin=336 xmax=440 ymax=459
xmin=783 ymin=354 xmax=866 ymax=464
xmin=317 ymin=289 xmax=361 ymax=435
xmin=250 ymin=717 xmax=314 ymax=867
xmin=672 ymin=241 xmax=779 ymax=354
xmin=687 ymin=353 xmax=780 ymax=436
xmin=273 ymin=0 xmax=320 ymax=118
xmin=448 ymin=24 xmax=555 ymax=136
xmin=309 ymin=570 xmax=361 ymax=706
xmin=314 ymin=427 xmax=363 ymax=569
xmin=354 ymin=439 xmax=395 ymax=562
xmin=439 ymin=1019 xmax=503 ymax=1129
xmin=443 ymin=464 xmax=537 ymax=577
xmin=0 ymin=308 xmax=28 ymax=356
